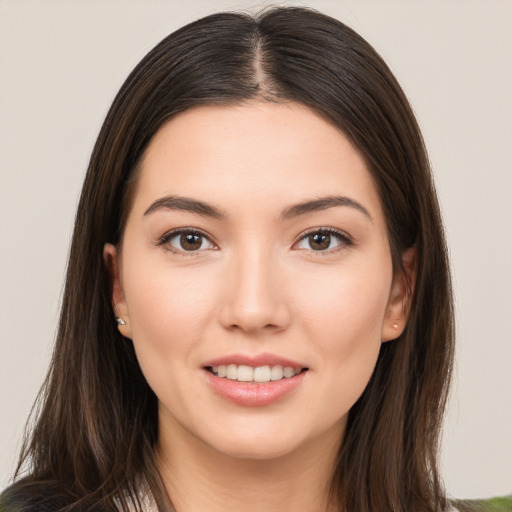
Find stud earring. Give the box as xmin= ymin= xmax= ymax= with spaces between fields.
xmin=392 ymin=323 xmax=398 ymax=329
xmin=116 ymin=317 xmax=126 ymax=326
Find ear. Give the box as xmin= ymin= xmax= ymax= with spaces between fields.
xmin=381 ymin=246 xmax=416 ymax=342
xmin=103 ymin=243 xmax=132 ymax=339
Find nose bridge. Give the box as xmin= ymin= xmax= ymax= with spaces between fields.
xmin=220 ymin=240 xmax=289 ymax=333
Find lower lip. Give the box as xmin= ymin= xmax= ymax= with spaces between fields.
xmin=203 ymin=369 xmax=307 ymax=407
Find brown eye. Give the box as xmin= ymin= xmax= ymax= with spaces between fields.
xmin=166 ymin=230 xmax=214 ymax=252
xmin=180 ymin=233 xmax=203 ymax=251
xmin=309 ymin=233 xmax=331 ymax=250
xmin=295 ymin=229 xmax=352 ymax=252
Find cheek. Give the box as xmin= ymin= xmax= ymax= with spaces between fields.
xmin=121 ymin=256 xmax=219 ymax=378
xmin=293 ymin=259 xmax=392 ymax=409
xmin=296 ymin=259 xmax=392 ymax=346
xmin=126 ymin=251 xmax=217 ymax=323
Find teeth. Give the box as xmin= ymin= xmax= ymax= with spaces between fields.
xmin=283 ymin=366 xmax=295 ymax=378
xmin=226 ymin=364 xmax=237 ymax=380
xmin=253 ymin=366 xmax=271 ymax=383
xmin=210 ymin=364 xmax=303 ymax=383
xmin=237 ymin=365 xmax=253 ymax=382
xmin=270 ymin=365 xmax=284 ymax=381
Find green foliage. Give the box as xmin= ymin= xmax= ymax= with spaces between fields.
xmin=453 ymin=495 xmax=512 ymax=512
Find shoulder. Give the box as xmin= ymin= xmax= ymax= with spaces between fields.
xmin=1 ymin=480 xmax=158 ymax=512
xmin=1 ymin=481 xmax=68 ymax=512
xmin=0 ymin=480 xmax=113 ymax=512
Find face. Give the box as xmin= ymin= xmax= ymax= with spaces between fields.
xmin=106 ymin=101 xmax=410 ymax=461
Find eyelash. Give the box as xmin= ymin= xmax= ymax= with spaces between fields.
xmin=293 ymin=227 xmax=354 ymax=254
xmin=156 ymin=227 xmax=354 ymax=255
xmin=156 ymin=228 xmax=217 ymax=255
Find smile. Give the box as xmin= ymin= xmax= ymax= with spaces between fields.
xmin=207 ymin=364 xmax=305 ymax=383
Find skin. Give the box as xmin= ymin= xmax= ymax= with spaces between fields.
xmin=104 ymin=101 xmax=412 ymax=511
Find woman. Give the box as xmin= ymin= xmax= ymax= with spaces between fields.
xmin=1 ymin=6 xmax=454 ymax=511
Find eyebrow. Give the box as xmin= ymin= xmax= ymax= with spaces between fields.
xmin=143 ymin=194 xmax=372 ymax=222
xmin=144 ymin=196 xmax=226 ymax=219
xmin=281 ymin=195 xmax=373 ymax=221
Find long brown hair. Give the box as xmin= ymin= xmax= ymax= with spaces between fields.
xmin=2 ymin=7 xmax=454 ymax=511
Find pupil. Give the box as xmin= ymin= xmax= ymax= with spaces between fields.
xmin=310 ymin=233 xmax=330 ymax=250
xmin=180 ymin=233 xmax=202 ymax=250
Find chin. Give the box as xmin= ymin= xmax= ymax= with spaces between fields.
xmin=197 ymin=414 xmax=343 ymax=463
xmin=209 ymin=433 xmax=305 ymax=461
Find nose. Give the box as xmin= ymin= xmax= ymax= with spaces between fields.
xmin=219 ymin=245 xmax=291 ymax=334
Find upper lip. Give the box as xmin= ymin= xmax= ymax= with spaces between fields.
xmin=203 ymin=352 xmax=308 ymax=369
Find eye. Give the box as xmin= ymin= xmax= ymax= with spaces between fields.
xmin=294 ymin=228 xmax=353 ymax=252
xmin=159 ymin=229 xmax=216 ymax=253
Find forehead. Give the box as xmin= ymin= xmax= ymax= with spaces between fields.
xmin=130 ymin=101 xmax=384 ymax=223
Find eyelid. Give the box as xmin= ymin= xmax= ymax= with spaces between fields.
xmin=292 ymin=227 xmax=355 ymax=252
xmin=156 ymin=226 xmax=353 ymax=255
xmin=156 ymin=227 xmax=218 ymax=255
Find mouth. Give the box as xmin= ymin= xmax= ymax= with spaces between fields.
xmin=205 ymin=364 xmax=309 ymax=383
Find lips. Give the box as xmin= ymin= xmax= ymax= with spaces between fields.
xmin=202 ymin=353 xmax=309 ymax=406
xmin=207 ymin=364 xmax=302 ymax=383
xmin=203 ymin=353 xmax=308 ymax=370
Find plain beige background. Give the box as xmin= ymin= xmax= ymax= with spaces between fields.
xmin=1 ymin=0 xmax=511 ymax=500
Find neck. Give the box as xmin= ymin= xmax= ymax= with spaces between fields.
xmin=156 ymin=419 xmax=343 ymax=512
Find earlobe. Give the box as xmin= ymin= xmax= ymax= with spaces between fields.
xmin=381 ymin=246 xmax=416 ymax=343
xmin=103 ymin=243 xmax=132 ymax=339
